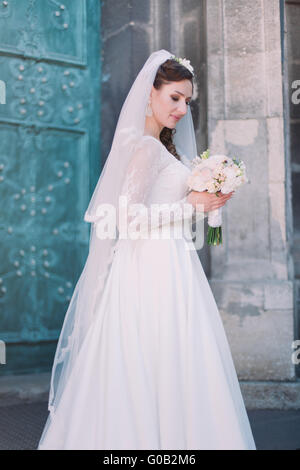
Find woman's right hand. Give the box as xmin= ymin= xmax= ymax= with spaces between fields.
xmin=187 ymin=190 xmax=234 ymax=213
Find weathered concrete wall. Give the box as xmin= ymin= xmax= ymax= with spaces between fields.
xmin=206 ymin=0 xmax=299 ymax=407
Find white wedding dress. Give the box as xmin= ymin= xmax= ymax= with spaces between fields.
xmin=38 ymin=136 xmax=256 ymax=450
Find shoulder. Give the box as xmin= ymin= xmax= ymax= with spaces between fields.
xmin=135 ymin=135 xmax=164 ymax=151
xmin=132 ymin=135 xmax=166 ymax=160
xmin=126 ymin=137 xmax=169 ymax=176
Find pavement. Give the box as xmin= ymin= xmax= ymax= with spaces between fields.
xmin=0 ymin=372 xmax=300 ymax=450
xmin=0 ymin=400 xmax=299 ymax=450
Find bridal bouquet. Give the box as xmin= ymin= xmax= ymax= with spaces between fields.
xmin=187 ymin=149 xmax=248 ymax=246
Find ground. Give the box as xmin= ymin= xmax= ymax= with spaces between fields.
xmin=0 ymin=401 xmax=299 ymax=450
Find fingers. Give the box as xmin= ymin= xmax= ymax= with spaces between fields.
xmin=208 ymin=191 xmax=235 ymax=210
xmin=212 ymin=192 xmax=234 ymax=209
xmin=219 ymin=191 xmax=233 ymax=197
xmin=215 ymin=194 xmax=231 ymax=203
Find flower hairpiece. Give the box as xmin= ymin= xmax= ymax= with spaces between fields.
xmin=170 ymin=55 xmax=194 ymax=76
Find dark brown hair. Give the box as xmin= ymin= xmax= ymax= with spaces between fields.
xmin=153 ymin=58 xmax=194 ymax=161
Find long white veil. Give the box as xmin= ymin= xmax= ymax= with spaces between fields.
xmin=41 ymin=49 xmax=198 ymax=435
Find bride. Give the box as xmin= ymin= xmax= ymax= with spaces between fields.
xmin=37 ymin=49 xmax=256 ymax=450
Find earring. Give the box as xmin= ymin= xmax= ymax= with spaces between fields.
xmin=146 ymin=100 xmax=153 ymax=117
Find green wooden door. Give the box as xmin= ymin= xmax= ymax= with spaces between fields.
xmin=0 ymin=0 xmax=101 ymax=375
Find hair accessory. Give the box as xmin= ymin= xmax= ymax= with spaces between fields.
xmin=146 ymin=100 xmax=153 ymax=117
xmin=170 ymin=55 xmax=194 ymax=76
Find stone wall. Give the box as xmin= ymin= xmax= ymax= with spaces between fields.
xmin=206 ymin=0 xmax=299 ymax=408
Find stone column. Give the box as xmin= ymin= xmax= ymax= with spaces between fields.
xmin=206 ymin=0 xmax=299 ymax=408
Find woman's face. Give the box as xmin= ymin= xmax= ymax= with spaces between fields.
xmin=150 ymin=79 xmax=193 ymax=129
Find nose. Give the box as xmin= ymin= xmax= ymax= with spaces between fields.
xmin=177 ymin=100 xmax=187 ymax=116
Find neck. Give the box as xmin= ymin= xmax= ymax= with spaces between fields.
xmin=144 ymin=116 xmax=163 ymax=140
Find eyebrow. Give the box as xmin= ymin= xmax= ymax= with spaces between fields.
xmin=174 ymin=90 xmax=192 ymax=100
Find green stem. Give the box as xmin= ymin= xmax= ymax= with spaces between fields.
xmin=207 ymin=225 xmax=223 ymax=246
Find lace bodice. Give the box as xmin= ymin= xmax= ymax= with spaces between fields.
xmin=118 ymin=135 xmax=205 ymax=237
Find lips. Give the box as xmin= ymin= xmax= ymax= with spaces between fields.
xmin=171 ymin=115 xmax=180 ymax=121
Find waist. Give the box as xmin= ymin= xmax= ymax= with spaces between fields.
xmin=118 ymin=219 xmax=193 ymax=241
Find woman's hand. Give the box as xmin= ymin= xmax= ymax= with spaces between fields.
xmin=187 ymin=190 xmax=234 ymax=213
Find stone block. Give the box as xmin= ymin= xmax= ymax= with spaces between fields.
xmin=224 ymin=0 xmax=264 ymax=54
xmin=264 ymin=281 xmax=294 ymax=310
xmin=267 ymin=117 xmax=285 ymax=183
xmin=225 ymin=53 xmax=266 ymax=118
xmin=240 ymin=381 xmax=300 ymax=410
xmin=220 ymin=305 xmax=295 ymax=381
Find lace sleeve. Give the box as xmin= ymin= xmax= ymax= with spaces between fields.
xmin=118 ymin=139 xmax=203 ymax=237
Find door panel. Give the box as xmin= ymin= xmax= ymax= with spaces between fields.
xmin=0 ymin=0 xmax=101 ymax=375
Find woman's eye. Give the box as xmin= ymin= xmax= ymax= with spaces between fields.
xmin=171 ymin=97 xmax=191 ymax=105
